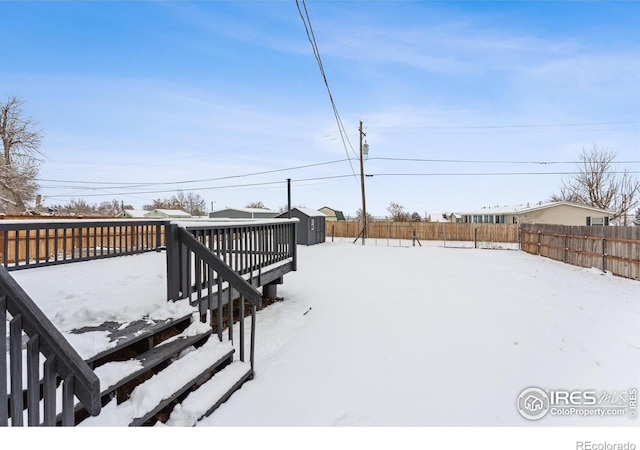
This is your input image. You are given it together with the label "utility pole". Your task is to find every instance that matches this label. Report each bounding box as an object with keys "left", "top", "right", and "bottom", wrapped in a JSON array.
[{"left": 359, "top": 120, "right": 367, "bottom": 246}]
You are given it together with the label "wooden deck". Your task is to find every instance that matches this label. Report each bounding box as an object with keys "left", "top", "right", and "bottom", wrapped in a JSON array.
[{"left": 2, "top": 218, "right": 298, "bottom": 426}]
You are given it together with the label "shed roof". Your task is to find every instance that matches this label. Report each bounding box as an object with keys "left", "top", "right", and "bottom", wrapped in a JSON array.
[
  {"left": 150, "top": 209, "right": 191, "bottom": 217},
  {"left": 213, "top": 207, "right": 278, "bottom": 214},
  {"left": 122, "top": 209, "right": 148, "bottom": 218},
  {"left": 292, "top": 207, "right": 326, "bottom": 217}
]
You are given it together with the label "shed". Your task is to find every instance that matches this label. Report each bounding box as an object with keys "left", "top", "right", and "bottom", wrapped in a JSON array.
[
  {"left": 209, "top": 207, "right": 279, "bottom": 219},
  {"left": 277, "top": 208, "right": 326, "bottom": 246}
]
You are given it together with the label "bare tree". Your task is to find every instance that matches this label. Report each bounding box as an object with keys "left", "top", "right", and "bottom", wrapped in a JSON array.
[
  {"left": 97, "top": 199, "right": 132, "bottom": 217},
  {"left": 174, "top": 191, "right": 206, "bottom": 216},
  {"left": 355, "top": 208, "right": 374, "bottom": 222},
  {"left": 143, "top": 197, "right": 181, "bottom": 211},
  {"left": 0, "top": 96, "right": 44, "bottom": 213},
  {"left": 246, "top": 201, "right": 268, "bottom": 209},
  {"left": 551, "top": 146, "right": 640, "bottom": 225},
  {"left": 387, "top": 202, "right": 410, "bottom": 222},
  {"left": 634, "top": 207, "right": 640, "bottom": 226},
  {"left": 144, "top": 191, "right": 206, "bottom": 216},
  {"left": 278, "top": 204, "right": 306, "bottom": 213}
]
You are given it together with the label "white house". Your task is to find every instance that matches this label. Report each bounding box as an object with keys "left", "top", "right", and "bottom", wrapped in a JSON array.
[{"left": 459, "top": 201, "right": 612, "bottom": 226}]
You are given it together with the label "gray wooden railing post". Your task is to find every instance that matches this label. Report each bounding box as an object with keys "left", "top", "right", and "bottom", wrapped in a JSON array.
[
  {"left": 165, "top": 223, "right": 181, "bottom": 301},
  {"left": 156, "top": 222, "right": 163, "bottom": 252},
  {"left": 0, "top": 296, "right": 6, "bottom": 426},
  {"left": 290, "top": 221, "right": 297, "bottom": 271}
]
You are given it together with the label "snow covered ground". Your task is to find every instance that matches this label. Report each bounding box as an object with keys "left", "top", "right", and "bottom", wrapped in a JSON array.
[
  {"left": 200, "top": 239, "right": 639, "bottom": 427},
  {"left": 9, "top": 238, "right": 640, "bottom": 443}
]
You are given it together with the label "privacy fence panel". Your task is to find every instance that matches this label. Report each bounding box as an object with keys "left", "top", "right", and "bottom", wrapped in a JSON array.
[
  {"left": 520, "top": 224, "right": 640, "bottom": 280},
  {"left": 328, "top": 221, "right": 519, "bottom": 245}
]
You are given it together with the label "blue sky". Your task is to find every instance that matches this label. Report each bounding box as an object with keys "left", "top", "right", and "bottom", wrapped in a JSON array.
[{"left": 1, "top": 0, "right": 639, "bottom": 217}]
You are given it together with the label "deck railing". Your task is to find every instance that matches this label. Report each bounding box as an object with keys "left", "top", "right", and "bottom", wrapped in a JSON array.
[
  {"left": 166, "top": 220, "right": 297, "bottom": 370},
  {"left": 1, "top": 218, "right": 298, "bottom": 425},
  {"left": 1, "top": 265, "right": 101, "bottom": 426},
  {"left": 0, "top": 219, "right": 164, "bottom": 271},
  {"left": 166, "top": 220, "right": 298, "bottom": 303}
]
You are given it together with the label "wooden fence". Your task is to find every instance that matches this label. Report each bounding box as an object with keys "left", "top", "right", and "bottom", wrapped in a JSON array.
[
  {"left": 327, "top": 221, "right": 519, "bottom": 245},
  {"left": 520, "top": 224, "right": 640, "bottom": 280}
]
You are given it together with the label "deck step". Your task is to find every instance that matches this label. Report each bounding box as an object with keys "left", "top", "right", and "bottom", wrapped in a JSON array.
[
  {"left": 165, "top": 361, "right": 252, "bottom": 426},
  {"left": 127, "top": 337, "right": 236, "bottom": 426},
  {"left": 78, "top": 338, "right": 236, "bottom": 426},
  {"left": 95, "top": 327, "right": 213, "bottom": 401},
  {"left": 82, "top": 311, "right": 194, "bottom": 368}
]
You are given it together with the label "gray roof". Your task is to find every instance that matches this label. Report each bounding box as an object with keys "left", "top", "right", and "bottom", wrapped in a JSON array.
[
  {"left": 460, "top": 201, "right": 612, "bottom": 216},
  {"left": 122, "top": 209, "right": 149, "bottom": 218},
  {"left": 292, "top": 207, "right": 326, "bottom": 217}
]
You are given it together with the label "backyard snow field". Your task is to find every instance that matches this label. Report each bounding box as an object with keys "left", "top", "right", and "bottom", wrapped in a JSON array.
[
  {"left": 11, "top": 239, "right": 640, "bottom": 427},
  {"left": 199, "top": 240, "right": 640, "bottom": 427}
]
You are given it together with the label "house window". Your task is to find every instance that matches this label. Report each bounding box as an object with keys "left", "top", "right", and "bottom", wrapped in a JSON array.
[
  {"left": 310, "top": 218, "right": 315, "bottom": 230},
  {"left": 588, "top": 217, "right": 608, "bottom": 226}
]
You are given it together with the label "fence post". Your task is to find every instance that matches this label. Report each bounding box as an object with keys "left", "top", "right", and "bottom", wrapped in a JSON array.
[
  {"left": 332, "top": 223, "right": 334, "bottom": 242},
  {"left": 602, "top": 236, "right": 606, "bottom": 273},
  {"left": 387, "top": 222, "right": 390, "bottom": 247},
  {"left": 442, "top": 223, "right": 446, "bottom": 248},
  {"left": 412, "top": 228, "right": 416, "bottom": 247},
  {"left": 518, "top": 228, "right": 521, "bottom": 251},
  {"left": 537, "top": 231, "right": 541, "bottom": 255},
  {"left": 563, "top": 234, "right": 568, "bottom": 262},
  {"left": 474, "top": 228, "right": 478, "bottom": 249}
]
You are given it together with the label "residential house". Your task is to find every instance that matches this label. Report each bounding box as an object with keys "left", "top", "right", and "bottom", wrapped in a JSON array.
[
  {"left": 119, "top": 209, "right": 152, "bottom": 219},
  {"left": 459, "top": 201, "right": 612, "bottom": 226},
  {"left": 318, "top": 206, "right": 345, "bottom": 222},
  {"left": 143, "top": 209, "right": 192, "bottom": 219},
  {"left": 208, "top": 207, "right": 279, "bottom": 219}
]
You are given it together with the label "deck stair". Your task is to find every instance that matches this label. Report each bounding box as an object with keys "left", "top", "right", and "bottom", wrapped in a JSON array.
[
  {"left": 65, "top": 310, "right": 252, "bottom": 426},
  {"left": 1, "top": 218, "right": 298, "bottom": 427},
  {"left": 76, "top": 321, "right": 251, "bottom": 426}
]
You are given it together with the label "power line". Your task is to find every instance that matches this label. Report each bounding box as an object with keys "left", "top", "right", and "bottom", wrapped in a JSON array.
[
  {"left": 368, "top": 121, "right": 638, "bottom": 130},
  {"left": 45, "top": 169, "right": 640, "bottom": 200},
  {"left": 368, "top": 157, "right": 640, "bottom": 165},
  {"left": 37, "top": 158, "right": 353, "bottom": 189},
  {"left": 44, "top": 174, "right": 356, "bottom": 199},
  {"left": 369, "top": 171, "right": 640, "bottom": 177},
  {"left": 296, "top": 0, "right": 358, "bottom": 178}
]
